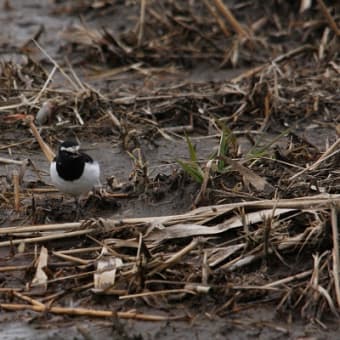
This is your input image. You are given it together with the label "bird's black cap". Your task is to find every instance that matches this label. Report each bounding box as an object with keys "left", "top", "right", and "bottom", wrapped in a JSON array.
[{"left": 60, "top": 140, "right": 79, "bottom": 147}]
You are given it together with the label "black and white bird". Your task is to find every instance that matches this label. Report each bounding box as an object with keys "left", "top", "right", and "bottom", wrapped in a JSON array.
[{"left": 50, "top": 140, "right": 101, "bottom": 216}]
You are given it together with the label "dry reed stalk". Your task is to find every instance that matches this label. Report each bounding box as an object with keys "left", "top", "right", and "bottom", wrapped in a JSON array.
[
  {"left": 0, "top": 288, "right": 22, "bottom": 292},
  {"left": 290, "top": 139, "right": 340, "bottom": 180},
  {"left": 107, "top": 110, "right": 121, "bottom": 130},
  {"left": 162, "top": 124, "right": 194, "bottom": 134},
  {"left": 2, "top": 194, "right": 340, "bottom": 239},
  {"left": 86, "top": 62, "right": 143, "bottom": 81},
  {"left": 25, "top": 188, "right": 58, "bottom": 193},
  {"left": 202, "top": 0, "right": 231, "bottom": 38},
  {"left": 194, "top": 160, "right": 213, "bottom": 207},
  {"left": 12, "top": 170, "right": 20, "bottom": 211},
  {"left": 119, "top": 288, "right": 196, "bottom": 300},
  {"left": 0, "top": 157, "right": 23, "bottom": 165},
  {"left": 331, "top": 206, "right": 340, "bottom": 308},
  {"left": 0, "top": 101, "right": 32, "bottom": 111},
  {"left": 0, "top": 229, "right": 95, "bottom": 247},
  {"left": 39, "top": 291, "right": 66, "bottom": 303},
  {"left": 222, "top": 156, "right": 273, "bottom": 192},
  {"left": 25, "top": 115, "right": 55, "bottom": 162},
  {"left": 222, "top": 226, "right": 322, "bottom": 271},
  {"left": 65, "top": 59, "right": 86, "bottom": 91},
  {"left": 0, "top": 193, "right": 10, "bottom": 204},
  {"left": 262, "top": 270, "right": 313, "bottom": 288},
  {"left": 138, "top": 0, "right": 147, "bottom": 46},
  {"left": 212, "top": 0, "right": 249, "bottom": 38},
  {"left": 202, "top": 250, "right": 209, "bottom": 285},
  {"left": 12, "top": 291, "right": 44, "bottom": 307},
  {"left": 0, "top": 303, "right": 186, "bottom": 321},
  {"left": 0, "top": 265, "right": 30, "bottom": 272},
  {"left": 33, "top": 40, "right": 80, "bottom": 91},
  {"left": 72, "top": 101, "right": 84, "bottom": 126},
  {"left": 315, "top": 284, "right": 339, "bottom": 317},
  {"left": 113, "top": 91, "right": 223, "bottom": 105},
  {"left": 316, "top": 0, "right": 340, "bottom": 36},
  {"left": 52, "top": 251, "right": 92, "bottom": 265},
  {"left": 33, "top": 65, "right": 57, "bottom": 104},
  {"left": 72, "top": 282, "right": 94, "bottom": 292},
  {"left": 37, "top": 271, "right": 95, "bottom": 286},
  {"left": 232, "top": 44, "right": 315, "bottom": 83},
  {"left": 58, "top": 246, "right": 101, "bottom": 254},
  {"left": 148, "top": 238, "right": 200, "bottom": 276},
  {"left": 0, "top": 140, "right": 32, "bottom": 150},
  {"left": 0, "top": 222, "right": 81, "bottom": 235}
]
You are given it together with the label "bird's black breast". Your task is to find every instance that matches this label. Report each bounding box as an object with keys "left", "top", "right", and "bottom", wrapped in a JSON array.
[{"left": 56, "top": 152, "right": 93, "bottom": 181}]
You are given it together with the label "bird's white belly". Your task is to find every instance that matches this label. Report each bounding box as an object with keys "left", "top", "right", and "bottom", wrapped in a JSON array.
[{"left": 50, "top": 161, "right": 100, "bottom": 197}]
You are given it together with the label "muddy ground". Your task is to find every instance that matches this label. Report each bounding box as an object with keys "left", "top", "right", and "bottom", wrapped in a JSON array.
[{"left": 0, "top": 0, "right": 340, "bottom": 339}]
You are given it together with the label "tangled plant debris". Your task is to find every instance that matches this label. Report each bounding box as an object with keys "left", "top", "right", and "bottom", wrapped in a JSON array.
[{"left": 0, "top": 0, "right": 340, "bottom": 330}]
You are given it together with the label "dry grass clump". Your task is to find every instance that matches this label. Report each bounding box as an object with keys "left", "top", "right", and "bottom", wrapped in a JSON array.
[{"left": 1, "top": 195, "right": 340, "bottom": 322}]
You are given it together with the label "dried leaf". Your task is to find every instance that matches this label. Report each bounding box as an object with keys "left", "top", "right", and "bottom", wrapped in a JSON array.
[
  {"left": 93, "top": 246, "right": 123, "bottom": 293},
  {"left": 146, "top": 208, "right": 295, "bottom": 241},
  {"left": 208, "top": 244, "right": 245, "bottom": 267},
  {"left": 17, "top": 241, "right": 25, "bottom": 254},
  {"left": 300, "top": 0, "right": 312, "bottom": 13},
  {"left": 222, "top": 156, "right": 273, "bottom": 193},
  {"left": 32, "top": 246, "right": 48, "bottom": 290},
  {"left": 59, "top": 25, "right": 103, "bottom": 46},
  {"left": 35, "top": 100, "right": 56, "bottom": 125}
]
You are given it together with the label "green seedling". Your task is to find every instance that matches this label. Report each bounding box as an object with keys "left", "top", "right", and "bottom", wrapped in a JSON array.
[{"left": 177, "top": 134, "right": 204, "bottom": 184}]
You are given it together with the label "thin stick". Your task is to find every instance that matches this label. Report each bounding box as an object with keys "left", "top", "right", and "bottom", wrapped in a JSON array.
[
  {"left": 316, "top": 0, "right": 340, "bottom": 36},
  {"left": 0, "top": 303, "right": 186, "bottom": 321},
  {"left": 331, "top": 206, "right": 340, "bottom": 308}
]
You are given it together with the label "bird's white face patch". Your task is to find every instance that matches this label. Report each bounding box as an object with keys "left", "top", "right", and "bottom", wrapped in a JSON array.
[{"left": 60, "top": 145, "right": 80, "bottom": 153}]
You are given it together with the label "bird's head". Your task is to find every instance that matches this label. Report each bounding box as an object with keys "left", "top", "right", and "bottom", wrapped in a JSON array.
[{"left": 59, "top": 140, "right": 80, "bottom": 157}]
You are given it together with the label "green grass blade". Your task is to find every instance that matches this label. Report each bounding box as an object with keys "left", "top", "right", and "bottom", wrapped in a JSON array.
[
  {"left": 177, "top": 159, "right": 204, "bottom": 184},
  {"left": 185, "top": 133, "right": 197, "bottom": 162}
]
